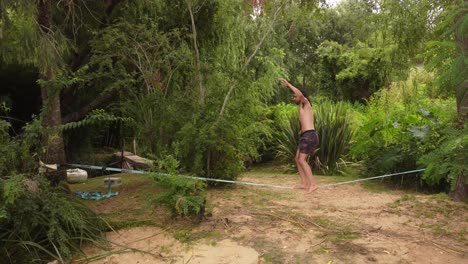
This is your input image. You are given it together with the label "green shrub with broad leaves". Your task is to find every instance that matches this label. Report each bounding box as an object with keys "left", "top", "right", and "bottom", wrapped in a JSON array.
[{"left": 350, "top": 69, "right": 457, "bottom": 188}]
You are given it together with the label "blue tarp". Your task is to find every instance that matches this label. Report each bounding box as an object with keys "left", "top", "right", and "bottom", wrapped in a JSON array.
[{"left": 75, "top": 191, "right": 119, "bottom": 200}]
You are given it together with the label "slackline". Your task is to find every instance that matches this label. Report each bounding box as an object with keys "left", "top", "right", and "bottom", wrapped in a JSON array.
[{"left": 67, "top": 163, "right": 425, "bottom": 190}]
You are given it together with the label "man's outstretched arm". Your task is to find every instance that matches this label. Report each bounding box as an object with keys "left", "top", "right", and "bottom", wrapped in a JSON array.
[{"left": 279, "top": 78, "right": 308, "bottom": 104}]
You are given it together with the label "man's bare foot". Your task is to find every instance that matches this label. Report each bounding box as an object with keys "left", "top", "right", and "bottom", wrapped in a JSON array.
[
  {"left": 294, "top": 185, "right": 307, "bottom": 189},
  {"left": 305, "top": 184, "right": 318, "bottom": 193}
]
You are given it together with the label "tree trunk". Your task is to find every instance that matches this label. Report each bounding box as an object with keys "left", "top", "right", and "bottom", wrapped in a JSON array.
[
  {"left": 62, "top": 90, "right": 116, "bottom": 123},
  {"left": 187, "top": 0, "right": 205, "bottom": 105},
  {"left": 38, "top": 0, "right": 66, "bottom": 186},
  {"left": 450, "top": 1, "right": 467, "bottom": 201},
  {"left": 218, "top": 4, "right": 283, "bottom": 117},
  {"left": 455, "top": 0, "right": 468, "bottom": 118},
  {"left": 450, "top": 175, "right": 467, "bottom": 202}
]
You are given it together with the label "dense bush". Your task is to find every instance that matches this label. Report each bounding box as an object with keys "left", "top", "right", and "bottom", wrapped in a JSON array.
[
  {"left": 0, "top": 175, "right": 105, "bottom": 263},
  {"left": 0, "top": 120, "right": 21, "bottom": 175},
  {"left": 317, "top": 40, "right": 392, "bottom": 101},
  {"left": 419, "top": 124, "right": 467, "bottom": 190},
  {"left": 0, "top": 119, "right": 41, "bottom": 175},
  {"left": 0, "top": 118, "right": 106, "bottom": 263},
  {"left": 350, "top": 69, "right": 457, "bottom": 188}
]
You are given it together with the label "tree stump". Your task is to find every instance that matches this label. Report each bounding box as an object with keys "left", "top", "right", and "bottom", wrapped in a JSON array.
[{"left": 450, "top": 175, "right": 467, "bottom": 202}]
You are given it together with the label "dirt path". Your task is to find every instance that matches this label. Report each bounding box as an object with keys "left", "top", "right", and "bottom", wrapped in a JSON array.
[{"left": 79, "top": 171, "right": 468, "bottom": 264}]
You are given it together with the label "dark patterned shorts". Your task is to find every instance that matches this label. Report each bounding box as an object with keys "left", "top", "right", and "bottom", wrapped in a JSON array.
[{"left": 298, "top": 130, "right": 319, "bottom": 155}]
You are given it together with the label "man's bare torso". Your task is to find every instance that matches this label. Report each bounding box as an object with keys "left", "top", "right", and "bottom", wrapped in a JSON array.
[{"left": 299, "top": 101, "right": 315, "bottom": 133}]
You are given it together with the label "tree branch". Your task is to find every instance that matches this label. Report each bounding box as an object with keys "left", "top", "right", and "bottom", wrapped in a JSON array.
[
  {"left": 218, "top": 3, "right": 283, "bottom": 117},
  {"left": 62, "top": 90, "right": 116, "bottom": 124},
  {"left": 63, "top": 0, "right": 123, "bottom": 96},
  {"left": 187, "top": 0, "right": 205, "bottom": 105}
]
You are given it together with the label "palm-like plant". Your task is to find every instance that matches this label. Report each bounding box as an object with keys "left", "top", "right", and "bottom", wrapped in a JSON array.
[
  {"left": 273, "top": 101, "right": 355, "bottom": 174},
  {"left": 314, "top": 101, "right": 355, "bottom": 173},
  {"left": 274, "top": 106, "right": 300, "bottom": 164}
]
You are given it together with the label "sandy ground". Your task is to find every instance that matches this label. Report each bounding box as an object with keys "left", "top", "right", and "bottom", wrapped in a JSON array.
[{"left": 79, "top": 171, "right": 468, "bottom": 264}]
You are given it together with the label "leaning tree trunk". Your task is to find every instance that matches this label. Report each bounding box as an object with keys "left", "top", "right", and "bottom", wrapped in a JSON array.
[
  {"left": 450, "top": 0, "right": 467, "bottom": 201},
  {"left": 38, "top": 0, "right": 66, "bottom": 186}
]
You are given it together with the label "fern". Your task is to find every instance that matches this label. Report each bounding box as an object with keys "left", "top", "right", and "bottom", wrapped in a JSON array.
[
  {"left": 59, "top": 109, "right": 134, "bottom": 131},
  {"left": 149, "top": 155, "right": 207, "bottom": 218},
  {"left": 419, "top": 124, "right": 468, "bottom": 190},
  {"left": 423, "top": 2, "right": 468, "bottom": 104}
]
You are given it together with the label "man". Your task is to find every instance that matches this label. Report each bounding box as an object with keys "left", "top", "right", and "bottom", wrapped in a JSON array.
[{"left": 279, "top": 78, "right": 319, "bottom": 193}]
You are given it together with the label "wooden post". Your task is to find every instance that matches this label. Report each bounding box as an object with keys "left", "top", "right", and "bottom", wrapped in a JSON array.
[{"left": 120, "top": 138, "right": 125, "bottom": 169}]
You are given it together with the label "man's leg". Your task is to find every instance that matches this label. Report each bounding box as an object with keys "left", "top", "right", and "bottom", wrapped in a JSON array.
[
  {"left": 294, "top": 149, "right": 307, "bottom": 189},
  {"left": 297, "top": 152, "right": 318, "bottom": 193}
]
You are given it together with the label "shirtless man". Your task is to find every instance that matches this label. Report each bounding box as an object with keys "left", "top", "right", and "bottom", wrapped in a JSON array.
[{"left": 279, "top": 78, "right": 319, "bottom": 193}]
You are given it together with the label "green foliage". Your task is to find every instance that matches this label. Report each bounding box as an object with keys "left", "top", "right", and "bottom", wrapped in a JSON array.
[
  {"left": 3, "top": 0, "right": 463, "bottom": 194},
  {"left": 350, "top": 69, "right": 457, "bottom": 187},
  {"left": 107, "top": 0, "right": 282, "bottom": 181},
  {"left": 0, "top": 118, "right": 41, "bottom": 176},
  {"left": 270, "top": 100, "right": 355, "bottom": 174},
  {"left": 316, "top": 38, "right": 393, "bottom": 101},
  {"left": 60, "top": 109, "right": 133, "bottom": 131},
  {"left": 0, "top": 175, "right": 105, "bottom": 263},
  {"left": 271, "top": 103, "right": 300, "bottom": 165},
  {"left": 0, "top": 0, "right": 74, "bottom": 74},
  {"left": 275, "top": 0, "right": 446, "bottom": 102},
  {"left": 175, "top": 117, "right": 246, "bottom": 182},
  {"left": 0, "top": 2, "right": 39, "bottom": 65},
  {"left": 150, "top": 155, "right": 207, "bottom": 218},
  {"left": 422, "top": 1, "right": 467, "bottom": 110},
  {"left": 314, "top": 100, "right": 356, "bottom": 173},
  {"left": 419, "top": 124, "right": 468, "bottom": 190},
  {"left": 0, "top": 120, "right": 21, "bottom": 175}
]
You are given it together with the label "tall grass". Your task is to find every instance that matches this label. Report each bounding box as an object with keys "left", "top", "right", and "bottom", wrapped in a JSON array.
[{"left": 273, "top": 101, "right": 355, "bottom": 174}]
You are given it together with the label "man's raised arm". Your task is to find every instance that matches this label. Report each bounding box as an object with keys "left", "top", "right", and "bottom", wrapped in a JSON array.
[{"left": 279, "top": 78, "right": 308, "bottom": 103}]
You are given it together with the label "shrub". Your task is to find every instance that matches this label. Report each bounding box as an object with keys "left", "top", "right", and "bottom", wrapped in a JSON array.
[
  {"left": 271, "top": 103, "right": 300, "bottom": 165},
  {"left": 314, "top": 100, "right": 356, "bottom": 173},
  {"left": 419, "top": 124, "right": 467, "bottom": 191},
  {"left": 350, "top": 69, "right": 457, "bottom": 188},
  {"left": 0, "top": 120, "right": 21, "bottom": 175},
  {"left": 174, "top": 101, "right": 273, "bottom": 182},
  {"left": 0, "top": 175, "right": 105, "bottom": 263},
  {"left": 150, "top": 155, "right": 207, "bottom": 219},
  {"left": 0, "top": 119, "right": 41, "bottom": 176}
]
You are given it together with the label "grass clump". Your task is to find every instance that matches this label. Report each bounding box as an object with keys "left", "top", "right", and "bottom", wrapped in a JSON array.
[{"left": 0, "top": 174, "right": 106, "bottom": 263}]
